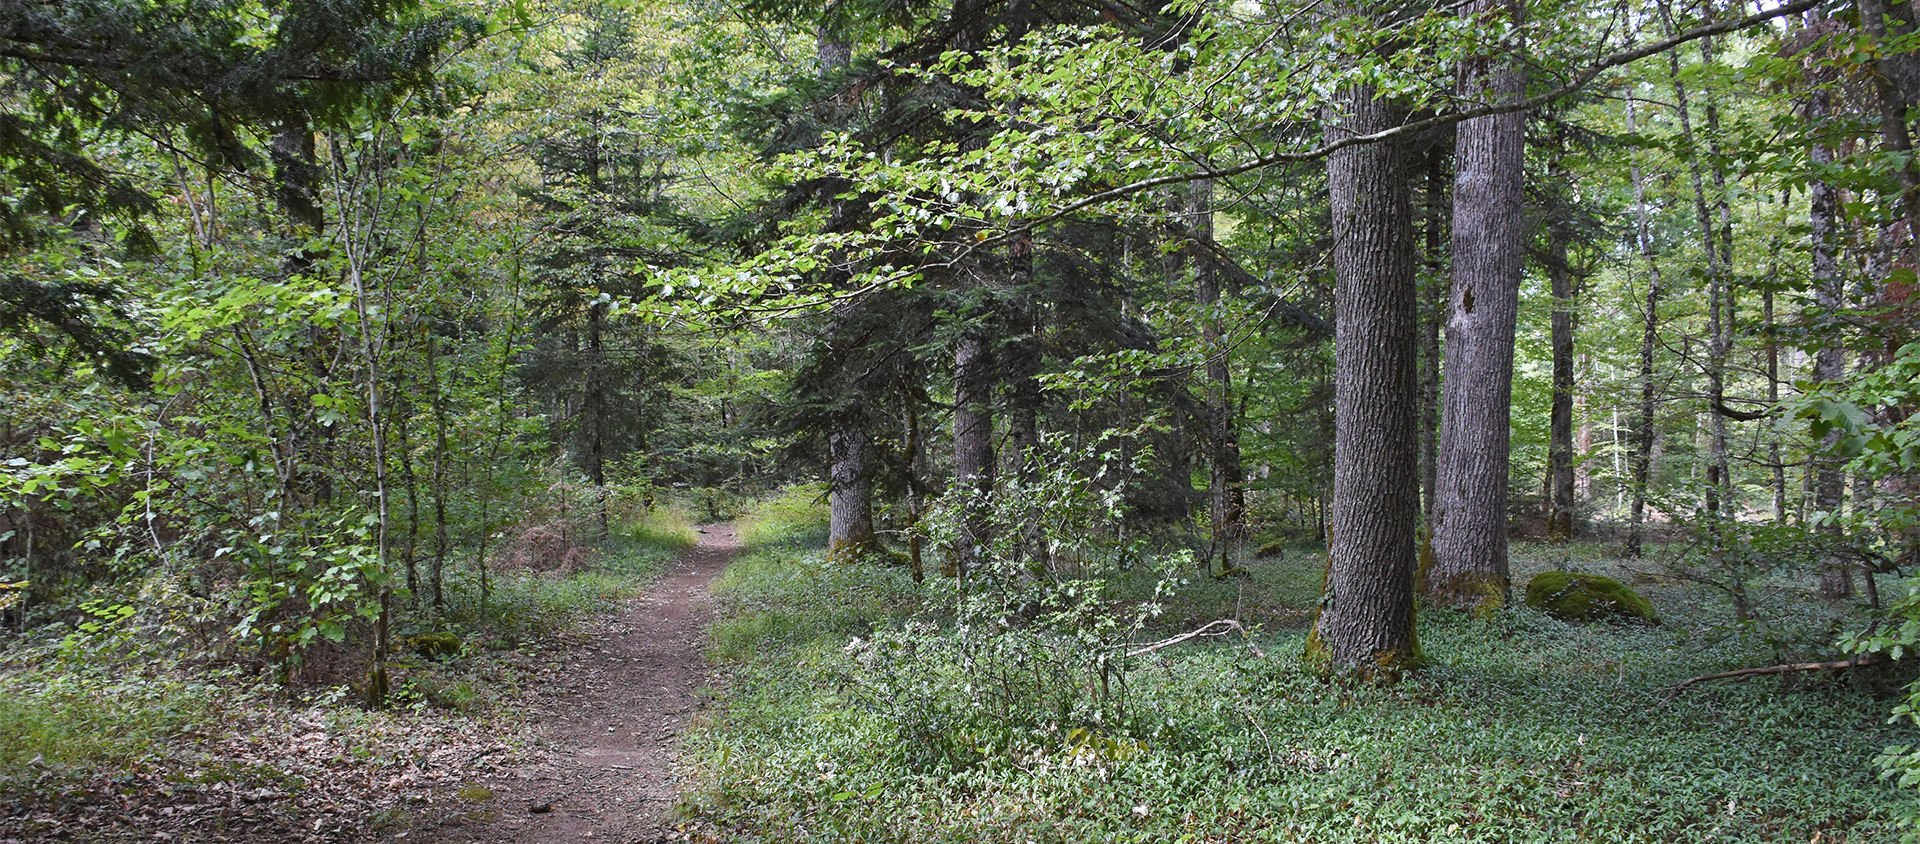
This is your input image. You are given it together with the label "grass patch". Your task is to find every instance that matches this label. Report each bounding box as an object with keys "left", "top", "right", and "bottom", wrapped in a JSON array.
[
  {"left": 623, "top": 505, "right": 703, "bottom": 552},
  {"left": 734, "top": 484, "right": 829, "bottom": 550},
  {"left": 443, "top": 507, "right": 694, "bottom": 648},
  {"left": 680, "top": 535, "right": 1915, "bottom": 842},
  {"left": 0, "top": 654, "right": 222, "bottom": 772}
]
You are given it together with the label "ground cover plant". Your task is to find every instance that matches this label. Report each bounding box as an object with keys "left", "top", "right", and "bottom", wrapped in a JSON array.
[{"left": 679, "top": 493, "right": 1913, "bottom": 843}]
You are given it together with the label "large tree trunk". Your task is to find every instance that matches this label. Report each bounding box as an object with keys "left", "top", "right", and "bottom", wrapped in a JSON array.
[
  {"left": 817, "top": 21, "right": 879, "bottom": 564},
  {"left": 827, "top": 427, "right": 877, "bottom": 560},
  {"left": 1310, "top": 83, "right": 1421, "bottom": 675},
  {"left": 1625, "top": 97, "right": 1664, "bottom": 559},
  {"left": 1426, "top": 0, "right": 1525, "bottom": 611}
]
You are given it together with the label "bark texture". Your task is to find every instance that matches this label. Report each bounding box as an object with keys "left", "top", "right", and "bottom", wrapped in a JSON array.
[
  {"left": 952, "top": 324, "right": 995, "bottom": 576},
  {"left": 1427, "top": 0, "right": 1525, "bottom": 611},
  {"left": 816, "top": 20, "right": 879, "bottom": 564},
  {"left": 827, "top": 428, "right": 877, "bottom": 560},
  {"left": 1311, "top": 84, "right": 1420, "bottom": 674}
]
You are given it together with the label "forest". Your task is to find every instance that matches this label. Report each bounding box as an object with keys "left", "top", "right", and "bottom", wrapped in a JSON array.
[{"left": 1, "top": 0, "right": 1918, "bottom": 840}]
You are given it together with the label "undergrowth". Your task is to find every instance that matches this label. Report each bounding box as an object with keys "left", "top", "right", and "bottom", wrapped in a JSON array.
[{"left": 681, "top": 511, "right": 1914, "bottom": 843}]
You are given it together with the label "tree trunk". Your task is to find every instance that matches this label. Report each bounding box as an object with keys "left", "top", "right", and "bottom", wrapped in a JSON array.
[
  {"left": 424, "top": 325, "right": 451, "bottom": 611},
  {"left": 1427, "top": 0, "right": 1525, "bottom": 611},
  {"left": 1625, "top": 97, "right": 1664, "bottom": 559},
  {"left": 827, "top": 427, "right": 877, "bottom": 561},
  {"left": 1193, "top": 181, "right": 1246, "bottom": 575},
  {"left": 1860, "top": 0, "right": 1920, "bottom": 261},
  {"left": 817, "top": 21, "right": 877, "bottom": 564},
  {"left": 906, "top": 407, "right": 926, "bottom": 583},
  {"left": 1005, "top": 233, "right": 1047, "bottom": 574},
  {"left": 1546, "top": 224, "right": 1579, "bottom": 542},
  {"left": 952, "top": 319, "right": 995, "bottom": 577},
  {"left": 1664, "top": 25, "right": 1733, "bottom": 555},
  {"left": 1310, "top": 83, "right": 1421, "bottom": 675},
  {"left": 1807, "top": 85, "right": 1854, "bottom": 598}
]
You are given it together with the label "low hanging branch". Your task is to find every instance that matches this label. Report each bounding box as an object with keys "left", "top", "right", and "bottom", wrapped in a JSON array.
[
  {"left": 1127, "top": 619, "right": 1267, "bottom": 659},
  {"left": 1662, "top": 653, "right": 1889, "bottom": 699},
  {"left": 1711, "top": 397, "right": 1775, "bottom": 421}
]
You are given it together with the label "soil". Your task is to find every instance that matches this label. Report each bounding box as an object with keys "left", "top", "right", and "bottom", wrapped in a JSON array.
[{"left": 412, "top": 524, "right": 738, "bottom": 844}]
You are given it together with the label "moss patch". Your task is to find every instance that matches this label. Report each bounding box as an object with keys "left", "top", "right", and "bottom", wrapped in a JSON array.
[{"left": 1523, "top": 571, "right": 1659, "bottom": 625}]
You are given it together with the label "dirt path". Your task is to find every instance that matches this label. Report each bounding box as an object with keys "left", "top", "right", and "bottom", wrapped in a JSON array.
[{"left": 419, "top": 524, "right": 738, "bottom": 844}]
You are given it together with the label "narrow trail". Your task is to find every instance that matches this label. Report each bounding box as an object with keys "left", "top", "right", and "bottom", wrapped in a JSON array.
[{"left": 426, "top": 524, "right": 738, "bottom": 844}]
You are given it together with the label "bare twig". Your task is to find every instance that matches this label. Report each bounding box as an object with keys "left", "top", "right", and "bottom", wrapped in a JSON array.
[{"left": 1127, "top": 619, "right": 1266, "bottom": 658}]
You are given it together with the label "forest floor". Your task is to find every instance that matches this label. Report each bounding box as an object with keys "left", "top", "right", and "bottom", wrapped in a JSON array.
[{"left": 409, "top": 524, "right": 738, "bottom": 844}]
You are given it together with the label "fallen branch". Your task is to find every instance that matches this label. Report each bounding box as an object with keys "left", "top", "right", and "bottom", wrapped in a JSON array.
[
  {"left": 1127, "top": 619, "right": 1266, "bottom": 659},
  {"left": 1663, "top": 654, "right": 1889, "bottom": 699}
]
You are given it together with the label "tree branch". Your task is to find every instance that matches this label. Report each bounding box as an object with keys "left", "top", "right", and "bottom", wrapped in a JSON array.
[
  {"left": 1662, "top": 653, "right": 1889, "bottom": 699},
  {"left": 988, "top": 0, "right": 1822, "bottom": 245}
]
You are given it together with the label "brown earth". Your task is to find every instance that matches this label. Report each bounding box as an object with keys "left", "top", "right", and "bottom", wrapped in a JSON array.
[{"left": 410, "top": 524, "right": 738, "bottom": 844}]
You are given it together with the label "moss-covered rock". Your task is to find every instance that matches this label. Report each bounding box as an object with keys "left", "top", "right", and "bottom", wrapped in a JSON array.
[{"left": 1524, "top": 571, "right": 1659, "bottom": 625}]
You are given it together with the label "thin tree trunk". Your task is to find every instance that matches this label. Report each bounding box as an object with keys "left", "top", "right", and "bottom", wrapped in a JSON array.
[
  {"left": 1427, "top": 0, "right": 1525, "bottom": 611},
  {"left": 584, "top": 300, "right": 609, "bottom": 539},
  {"left": 1664, "top": 20, "right": 1733, "bottom": 554},
  {"left": 393, "top": 360, "right": 421, "bottom": 607},
  {"left": 343, "top": 207, "right": 391, "bottom": 708},
  {"left": 424, "top": 325, "right": 451, "bottom": 611},
  {"left": 906, "top": 407, "right": 926, "bottom": 583},
  {"left": 1005, "top": 232, "right": 1046, "bottom": 574},
  {"left": 1807, "top": 84, "right": 1854, "bottom": 597},
  {"left": 952, "top": 317, "right": 995, "bottom": 577},
  {"left": 1626, "top": 96, "right": 1665, "bottom": 559},
  {"left": 1310, "top": 82, "right": 1420, "bottom": 675},
  {"left": 1193, "top": 181, "right": 1246, "bottom": 575},
  {"left": 1546, "top": 224, "right": 1579, "bottom": 541}
]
